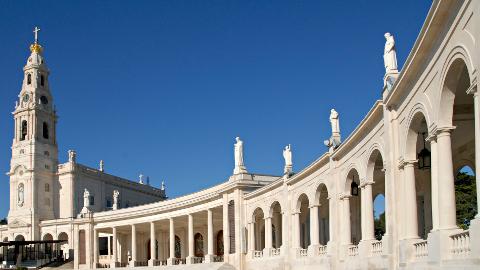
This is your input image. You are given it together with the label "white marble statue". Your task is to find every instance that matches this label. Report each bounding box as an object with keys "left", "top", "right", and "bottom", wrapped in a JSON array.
[
  {"left": 68, "top": 150, "right": 76, "bottom": 163},
  {"left": 330, "top": 109, "right": 340, "bottom": 135},
  {"left": 233, "top": 137, "right": 247, "bottom": 174},
  {"left": 17, "top": 184, "right": 24, "bottom": 207},
  {"left": 99, "top": 160, "right": 104, "bottom": 172},
  {"left": 283, "top": 144, "right": 293, "bottom": 174},
  {"left": 113, "top": 190, "right": 119, "bottom": 210},
  {"left": 83, "top": 189, "right": 90, "bottom": 208},
  {"left": 384, "top": 33, "right": 398, "bottom": 73},
  {"left": 139, "top": 174, "right": 144, "bottom": 184}
]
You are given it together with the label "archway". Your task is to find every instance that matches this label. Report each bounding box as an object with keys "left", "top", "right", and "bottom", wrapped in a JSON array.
[
  {"left": 146, "top": 239, "right": 158, "bottom": 260},
  {"left": 58, "top": 232, "right": 70, "bottom": 260},
  {"left": 297, "top": 194, "right": 310, "bottom": 249},
  {"left": 345, "top": 169, "right": 361, "bottom": 244},
  {"left": 15, "top": 235, "right": 25, "bottom": 241},
  {"left": 252, "top": 208, "right": 265, "bottom": 251},
  {"left": 270, "top": 202, "right": 282, "bottom": 248},
  {"left": 174, "top": 235, "right": 181, "bottom": 258},
  {"left": 405, "top": 111, "right": 432, "bottom": 239},
  {"left": 43, "top": 234, "right": 54, "bottom": 257},
  {"left": 315, "top": 184, "right": 330, "bottom": 245},
  {"left": 439, "top": 58, "right": 477, "bottom": 229},
  {"left": 367, "top": 149, "right": 386, "bottom": 240}
]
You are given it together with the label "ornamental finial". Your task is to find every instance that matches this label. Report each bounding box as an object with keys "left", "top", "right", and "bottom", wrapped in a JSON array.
[{"left": 30, "top": 26, "right": 43, "bottom": 53}]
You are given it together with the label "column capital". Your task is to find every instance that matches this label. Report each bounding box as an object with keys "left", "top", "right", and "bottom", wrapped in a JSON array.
[
  {"left": 435, "top": 126, "right": 456, "bottom": 137},
  {"left": 359, "top": 179, "right": 374, "bottom": 187},
  {"left": 398, "top": 158, "right": 417, "bottom": 169},
  {"left": 339, "top": 193, "right": 351, "bottom": 200},
  {"left": 291, "top": 211, "right": 301, "bottom": 215},
  {"left": 309, "top": 204, "right": 321, "bottom": 208},
  {"left": 264, "top": 216, "right": 272, "bottom": 220},
  {"left": 466, "top": 80, "right": 477, "bottom": 96}
]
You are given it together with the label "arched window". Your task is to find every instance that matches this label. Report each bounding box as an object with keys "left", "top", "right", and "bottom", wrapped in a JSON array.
[
  {"left": 40, "top": 75, "right": 45, "bottom": 86},
  {"left": 43, "top": 122, "right": 49, "bottom": 139},
  {"left": 21, "top": 120, "right": 28, "bottom": 141},
  {"left": 45, "top": 183, "right": 50, "bottom": 192},
  {"left": 27, "top": 74, "right": 31, "bottom": 85}
]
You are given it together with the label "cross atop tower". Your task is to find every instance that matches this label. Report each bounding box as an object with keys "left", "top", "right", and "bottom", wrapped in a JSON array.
[{"left": 33, "top": 26, "right": 40, "bottom": 44}]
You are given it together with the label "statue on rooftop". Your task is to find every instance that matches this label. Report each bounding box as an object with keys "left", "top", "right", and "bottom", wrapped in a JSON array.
[
  {"left": 233, "top": 137, "right": 247, "bottom": 174},
  {"left": 68, "top": 150, "right": 76, "bottom": 163},
  {"left": 83, "top": 189, "right": 90, "bottom": 209},
  {"left": 283, "top": 144, "right": 293, "bottom": 175},
  {"left": 384, "top": 33, "right": 398, "bottom": 73},
  {"left": 113, "top": 190, "right": 119, "bottom": 210},
  {"left": 330, "top": 109, "right": 340, "bottom": 135}
]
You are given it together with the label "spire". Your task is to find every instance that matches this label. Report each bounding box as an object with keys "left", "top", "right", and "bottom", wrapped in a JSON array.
[{"left": 30, "top": 26, "right": 43, "bottom": 54}]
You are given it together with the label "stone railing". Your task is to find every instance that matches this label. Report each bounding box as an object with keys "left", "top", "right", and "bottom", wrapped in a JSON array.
[
  {"left": 154, "top": 260, "right": 167, "bottom": 266},
  {"left": 98, "top": 255, "right": 112, "bottom": 262},
  {"left": 271, "top": 248, "right": 281, "bottom": 257},
  {"left": 414, "top": 240, "right": 428, "bottom": 258},
  {"left": 317, "top": 245, "right": 327, "bottom": 256},
  {"left": 117, "top": 262, "right": 128, "bottom": 268},
  {"left": 96, "top": 263, "right": 110, "bottom": 268},
  {"left": 193, "top": 257, "right": 204, "bottom": 264},
  {"left": 371, "top": 240, "right": 383, "bottom": 255},
  {"left": 173, "top": 258, "right": 185, "bottom": 265},
  {"left": 348, "top": 245, "right": 359, "bottom": 257},
  {"left": 450, "top": 230, "right": 470, "bottom": 257},
  {"left": 213, "top": 255, "right": 224, "bottom": 262},
  {"left": 299, "top": 248, "right": 308, "bottom": 257},
  {"left": 253, "top": 250, "right": 263, "bottom": 258},
  {"left": 135, "top": 261, "right": 148, "bottom": 267}
]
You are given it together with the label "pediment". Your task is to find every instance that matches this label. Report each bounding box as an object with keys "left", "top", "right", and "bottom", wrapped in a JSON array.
[{"left": 8, "top": 219, "right": 31, "bottom": 228}]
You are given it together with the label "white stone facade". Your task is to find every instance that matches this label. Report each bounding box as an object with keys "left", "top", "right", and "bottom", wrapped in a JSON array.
[{"left": 1, "top": 1, "right": 480, "bottom": 269}]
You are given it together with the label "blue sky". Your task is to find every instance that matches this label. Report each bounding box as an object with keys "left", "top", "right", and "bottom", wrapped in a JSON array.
[{"left": 0, "top": 1, "right": 432, "bottom": 218}]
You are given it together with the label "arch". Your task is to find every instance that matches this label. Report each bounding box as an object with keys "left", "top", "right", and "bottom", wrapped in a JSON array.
[
  {"left": 404, "top": 109, "right": 430, "bottom": 161},
  {"left": 15, "top": 235, "right": 25, "bottom": 241},
  {"left": 297, "top": 193, "right": 310, "bottom": 249},
  {"left": 252, "top": 207, "right": 265, "bottom": 251},
  {"left": 315, "top": 183, "right": 330, "bottom": 245},
  {"left": 57, "top": 232, "right": 70, "bottom": 260},
  {"left": 40, "top": 74, "right": 45, "bottom": 86},
  {"left": 438, "top": 57, "right": 472, "bottom": 127},
  {"left": 194, "top": 233, "right": 204, "bottom": 257},
  {"left": 42, "top": 233, "right": 53, "bottom": 241},
  {"left": 295, "top": 193, "right": 311, "bottom": 212},
  {"left": 343, "top": 166, "right": 362, "bottom": 195},
  {"left": 27, "top": 74, "right": 31, "bottom": 85},
  {"left": 269, "top": 201, "right": 282, "bottom": 248}
]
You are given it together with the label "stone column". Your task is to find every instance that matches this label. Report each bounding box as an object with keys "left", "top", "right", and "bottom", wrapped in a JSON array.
[
  {"left": 168, "top": 218, "right": 175, "bottom": 265},
  {"left": 93, "top": 229, "right": 98, "bottom": 268},
  {"left": 206, "top": 209, "right": 214, "bottom": 262},
  {"left": 361, "top": 182, "right": 375, "bottom": 241},
  {"left": 222, "top": 195, "right": 230, "bottom": 258},
  {"left": 467, "top": 85, "right": 480, "bottom": 218},
  {"left": 187, "top": 214, "right": 194, "bottom": 263},
  {"left": 148, "top": 222, "right": 156, "bottom": 266},
  {"left": 292, "top": 212, "right": 300, "bottom": 248},
  {"left": 436, "top": 128, "right": 457, "bottom": 230},
  {"left": 428, "top": 136, "right": 439, "bottom": 231},
  {"left": 328, "top": 197, "right": 334, "bottom": 243},
  {"left": 248, "top": 222, "right": 255, "bottom": 253},
  {"left": 310, "top": 205, "right": 320, "bottom": 246},
  {"left": 341, "top": 196, "right": 352, "bottom": 245},
  {"left": 130, "top": 225, "right": 136, "bottom": 267},
  {"left": 403, "top": 161, "right": 419, "bottom": 239},
  {"left": 264, "top": 216, "right": 272, "bottom": 255},
  {"left": 111, "top": 227, "right": 117, "bottom": 268}
]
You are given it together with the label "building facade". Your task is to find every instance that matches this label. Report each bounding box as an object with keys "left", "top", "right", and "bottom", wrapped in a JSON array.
[{"left": 1, "top": 0, "right": 480, "bottom": 269}]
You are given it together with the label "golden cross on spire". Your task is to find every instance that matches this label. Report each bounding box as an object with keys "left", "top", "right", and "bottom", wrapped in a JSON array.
[{"left": 33, "top": 26, "right": 40, "bottom": 44}]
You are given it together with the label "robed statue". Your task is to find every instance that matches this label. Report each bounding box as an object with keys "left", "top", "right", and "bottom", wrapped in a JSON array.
[
  {"left": 330, "top": 109, "right": 340, "bottom": 135},
  {"left": 384, "top": 33, "right": 398, "bottom": 73},
  {"left": 233, "top": 137, "right": 247, "bottom": 174},
  {"left": 283, "top": 144, "right": 293, "bottom": 174}
]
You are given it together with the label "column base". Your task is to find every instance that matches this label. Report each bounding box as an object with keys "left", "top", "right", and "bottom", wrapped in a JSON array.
[
  {"left": 470, "top": 218, "right": 480, "bottom": 257},
  {"left": 167, "top": 257, "right": 175, "bottom": 266},
  {"left": 129, "top": 261, "right": 136, "bottom": 268},
  {"left": 204, "top": 254, "right": 214, "bottom": 263},
  {"left": 148, "top": 259, "right": 157, "bottom": 266},
  {"left": 109, "top": 262, "right": 117, "bottom": 268},
  {"left": 185, "top": 256, "right": 195, "bottom": 265},
  {"left": 307, "top": 244, "right": 320, "bottom": 256},
  {"left": 263, "top": 248, "right": 273, "bottom": 257}
]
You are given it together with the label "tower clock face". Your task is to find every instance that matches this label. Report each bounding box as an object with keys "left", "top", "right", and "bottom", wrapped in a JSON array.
[{"left": 23, "top": 94, "right": 30, "bottom": 102}]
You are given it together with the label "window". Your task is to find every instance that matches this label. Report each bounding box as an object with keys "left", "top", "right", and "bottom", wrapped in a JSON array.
[
  {"left": 40, "top": 75, "right": 45, "bottom": 86},
  {"left": 20, "top": 120, "right": 27, "bottom": 141},
  {"left": 42, "top": 122, "right": 49, "bottom": 139},
  {"left": 106, "top": 198, "right": 112, "bottom": 208},
  {"left": 44, "top": 151, "right": 50, "bottom": 156},
  {"left": 45, "top": 183, "right": 50, "bottom": 192},
  {"left": 89, "top": 195, "right": 95, "bottom": 206},
  {"left": 40, "top": 96, "right": 48, "bottom": 105},
  {"left": 27, "top": 74, "right": 31, "bottom": 85}
]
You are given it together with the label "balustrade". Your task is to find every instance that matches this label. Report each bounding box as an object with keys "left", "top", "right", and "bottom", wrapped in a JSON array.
[
  {"left": 135, "top": 261, "right": 148, "bottom": 267},
  {"left": 192, "top": 257, "right": 204, "bottom": 264},
  {"left": 414, "top": 240, "right": 428, "bottom": 258},
  {"left": 348, "top": 245, "right": 358, "bottom": 257},
  {"left": 213, "top": 255, "right": 224, "bottom": 262},
  {"left": 371, "top": 240, "right": 382, "bottom": 255},
  {"left": 153, "top": 260, "right": 167, "bottom": 266},
  {"left": 271, "top": 248, "right": 281, "bottom": 257},
  {"left": 299, "top": 248, "right": 308, "bottom": 257},
  {"left": 253, "top": 250, "right": 263, "bottom": 258},
  {"left": 317, "top": 245, "right": 327, "bottom": 256},
  {"left": 450, "top": 230, "right": 470, "bottom": 257}
]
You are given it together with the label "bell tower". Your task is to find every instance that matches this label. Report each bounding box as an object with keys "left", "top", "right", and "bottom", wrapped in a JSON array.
[{"left": 7, "top": 27, "right": 58, "bottom": 240}]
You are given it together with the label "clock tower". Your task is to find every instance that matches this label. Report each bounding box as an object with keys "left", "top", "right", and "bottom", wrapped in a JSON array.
[{"left": 7, "top": 27, "right": 58, "bottom": 241}]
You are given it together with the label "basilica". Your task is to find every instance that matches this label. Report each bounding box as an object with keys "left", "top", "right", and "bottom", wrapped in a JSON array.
[{"left": 1, "top": 0, "right": 480, "bottom": 269}]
